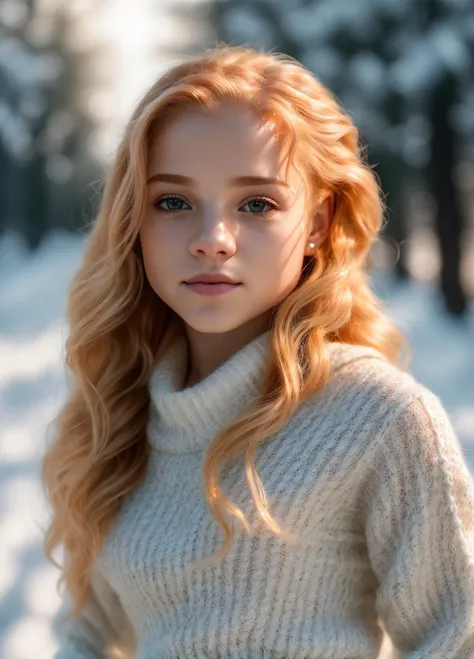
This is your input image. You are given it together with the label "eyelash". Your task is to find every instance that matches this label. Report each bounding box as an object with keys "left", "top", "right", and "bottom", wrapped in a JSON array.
[
  {"left": 240, "top": 195, "right": 279, "bottom": 215},
  {"left": 152, "top": 194, "right": 191, "bottom": 214},
  {"left": 152, "top": 193, "right": 279, "bottom": 216}
]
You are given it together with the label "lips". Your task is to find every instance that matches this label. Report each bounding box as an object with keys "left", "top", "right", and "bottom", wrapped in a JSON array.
[
  {"left": 183, "top": 280, "right": 242, "bottom": 296},
  {"left": 187, "top": 281, "right": 237, "bottom": 285},
  {"left": 184, "top": 273, "right": 240, "bottom": 285}
]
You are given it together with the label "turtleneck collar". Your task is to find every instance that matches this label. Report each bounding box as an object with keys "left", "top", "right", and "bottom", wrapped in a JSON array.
[
  {"left": 148, "top": 330, "right": 271, "bottom": 453},
  {"left": 147, "top": 331, "right": 387, "bottom": 454}
]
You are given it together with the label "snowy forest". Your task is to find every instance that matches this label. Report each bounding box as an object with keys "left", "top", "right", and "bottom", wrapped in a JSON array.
[
  {"left": 213, "top": 0, "right": 474, "bottom": 314},
  {"left": 1, "top": 1, "right": 473, "bottom": 658}
]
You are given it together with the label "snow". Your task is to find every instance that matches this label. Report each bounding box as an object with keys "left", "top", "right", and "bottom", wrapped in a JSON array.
[
  {"left": 0, "top": 36, "right": 61, "bottom": 89},
  {"left": 286, "top": 0, "right": 378, "bottom": 44},
  {"left": 3, "top": 0, "right": 474, "bottom": 655},
  {"left": 221, "top": 6, "right": 277, "bottom": 52},
  {"left": 0, "top": 101, "right": 32, "bottom": 158},
  {"left": 430, "top": 20, "right": 471, "bottom": 76},
  {"left": 347, "top": 52, "right": 388, "bottom": 99},
  {"left": 301, "top": 46, "right": 345, "bottom": 87},
  {"left": 390, "top": 38, "right": 447, "bottom": 97},
  {"left": 0, "top": 228, "right": 473, "bottom": 658}
]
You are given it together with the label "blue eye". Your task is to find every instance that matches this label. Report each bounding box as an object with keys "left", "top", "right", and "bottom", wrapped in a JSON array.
[
  {"left": 155, "top": 196, "right": 191, "bottom": 212},
  {"left": 239, "top": 198, "right": 276, "bottom": 214}
]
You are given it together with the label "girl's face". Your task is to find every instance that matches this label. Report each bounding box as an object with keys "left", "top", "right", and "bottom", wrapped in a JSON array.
[{"left": 140, "top": 102, "right": 330, "bottom": 335}]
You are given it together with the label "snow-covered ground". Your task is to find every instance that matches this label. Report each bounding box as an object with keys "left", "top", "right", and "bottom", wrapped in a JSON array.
[{"left": 0, "top": 229, "right": 473, "bottom": 659}]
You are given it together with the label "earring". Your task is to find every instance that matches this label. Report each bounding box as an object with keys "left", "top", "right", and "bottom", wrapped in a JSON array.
[{"left": 308, "top": 242, "right": 315, "bottom": 249}]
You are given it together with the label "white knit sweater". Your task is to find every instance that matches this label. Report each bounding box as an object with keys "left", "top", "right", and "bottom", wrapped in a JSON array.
[{"left": 52, "top": 331, "right": 474, "bottom": 659}]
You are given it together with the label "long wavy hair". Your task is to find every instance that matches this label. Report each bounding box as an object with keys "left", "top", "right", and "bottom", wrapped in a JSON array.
[{"left": 42, "top": 45, "right": 407, "bottom": 635}]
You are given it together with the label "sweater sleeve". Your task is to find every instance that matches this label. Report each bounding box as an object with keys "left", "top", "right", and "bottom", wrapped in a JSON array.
[
  {"left": 364, "top": 390, "right": 474, "bottom": 658},
  {"left": 52, "top": 567, "right": 135, "bottom": 659}
]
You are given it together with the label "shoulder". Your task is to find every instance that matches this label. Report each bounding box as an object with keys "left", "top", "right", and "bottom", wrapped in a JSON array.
[
  {"left": 326, "top": 341, "right": 461, "bottom": 450},
  {"left": 321, "top": 341, "right": 442, "bottom": 429},
  {"left": 327, "top": 340, "right": 425, "bottom": 395},
  {"left": 320, "top": 343, "right": 468, "bottom": 486}
]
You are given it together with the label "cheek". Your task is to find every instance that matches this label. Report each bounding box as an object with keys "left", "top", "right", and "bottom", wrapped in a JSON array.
[
  {"left": 242, "top": 227, "right": 305, "bottom": 310},
  {"left": 256, "top": 222, "right": 306, "bottom": 275}
]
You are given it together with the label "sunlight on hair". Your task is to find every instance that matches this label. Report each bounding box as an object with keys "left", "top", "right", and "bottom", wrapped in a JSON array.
[{"left": 40, "top": 45, "right": 409, "bottom": 651}]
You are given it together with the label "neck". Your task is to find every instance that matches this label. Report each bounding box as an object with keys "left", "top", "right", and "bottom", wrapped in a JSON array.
[
  {"left": 147, "top": 328, "right": 272, "bottom": 453},
  {"left": 183, "top": 313, "right": 272, "bottom": 387}
]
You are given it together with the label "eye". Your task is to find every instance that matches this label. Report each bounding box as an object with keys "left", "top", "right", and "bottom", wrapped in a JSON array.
[
  {"left": 239, "top": 197, "right": 278, "bottom": 214},
  {"left": 154, "top": 195, "right": 191, "bottom": 212}
]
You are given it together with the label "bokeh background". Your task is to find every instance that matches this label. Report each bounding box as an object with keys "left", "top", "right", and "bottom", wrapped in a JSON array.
[{"left": 1, "top": 1, "right": 473, "bottom": 657}]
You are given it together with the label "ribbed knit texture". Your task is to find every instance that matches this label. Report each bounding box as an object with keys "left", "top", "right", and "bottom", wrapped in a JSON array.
[{"left": 52, "top": 331, "right": 474, "bottom": 659}]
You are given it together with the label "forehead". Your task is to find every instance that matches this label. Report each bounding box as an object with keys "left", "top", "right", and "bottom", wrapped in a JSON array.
[{"left": 147, "top": 103, "right": 302, "bottom": 188}]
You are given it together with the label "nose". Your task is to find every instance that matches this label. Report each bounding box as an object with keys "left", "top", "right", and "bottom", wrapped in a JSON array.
[{"left": 189, "top": 206, "right": 237, "bottom": 258}]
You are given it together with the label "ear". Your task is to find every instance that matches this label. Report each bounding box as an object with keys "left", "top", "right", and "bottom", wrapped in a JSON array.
[{"left": 304, "top": 194, "right": 334, "bottom": 257}]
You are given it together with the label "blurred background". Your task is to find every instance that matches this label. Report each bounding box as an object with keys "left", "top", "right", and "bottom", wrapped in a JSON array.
[{"left": 0, "top": 0, "right": 473, "bottom": 657}]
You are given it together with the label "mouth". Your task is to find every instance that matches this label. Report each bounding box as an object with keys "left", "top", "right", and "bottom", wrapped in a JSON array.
[
  {"left": 184, "top": 275, "right": 241, "bottom": 285},
  {"left": 183, "top": 281, "right": 242, "bottom": 296},
  {"left": 186, "top": 281, "right": 238, "bottom": 284}
]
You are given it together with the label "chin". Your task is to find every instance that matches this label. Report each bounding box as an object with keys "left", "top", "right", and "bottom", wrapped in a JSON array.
[
  {"left": 183, "top": 320, "right": 242, "bottom": 334},
  {"left": 181, "top": 312, "right": 250, "bottom": 335}
]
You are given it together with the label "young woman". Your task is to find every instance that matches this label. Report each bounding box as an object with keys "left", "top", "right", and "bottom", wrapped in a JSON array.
[{"left": 42, "top": 46, "right": 474, "bottom": 659}]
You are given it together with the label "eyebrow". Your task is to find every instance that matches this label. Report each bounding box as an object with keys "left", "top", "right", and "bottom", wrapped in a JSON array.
[{"left": 146, "top": 173, "right": 290, "bottom": 189}]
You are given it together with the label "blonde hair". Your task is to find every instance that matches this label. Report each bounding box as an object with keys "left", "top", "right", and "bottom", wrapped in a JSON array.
[{"left": 42, "top": 45, "right": 406, "bottom": 638}]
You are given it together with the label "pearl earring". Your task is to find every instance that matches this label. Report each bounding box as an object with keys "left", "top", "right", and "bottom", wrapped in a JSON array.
[{"left": 308, "top": 242, "right": 315, "bottom": 249}]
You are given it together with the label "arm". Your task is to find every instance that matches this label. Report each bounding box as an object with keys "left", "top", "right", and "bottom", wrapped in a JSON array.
[
  {"left": 364, "top": 391, "right": 474, "bottom": 658},
  {"left": 52, "top": 567, "right": 135, "bottom": 659}
]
